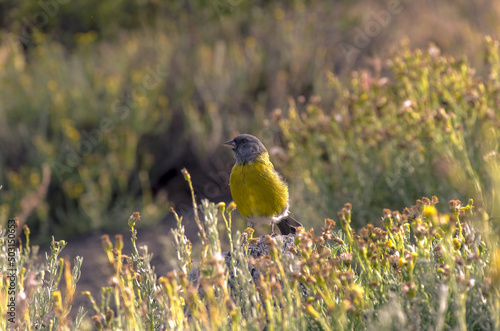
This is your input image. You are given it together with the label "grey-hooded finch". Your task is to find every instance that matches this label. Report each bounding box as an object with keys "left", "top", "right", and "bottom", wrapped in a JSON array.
[{"left": 224, "top": 134, "right": 302, "bottom": 235}]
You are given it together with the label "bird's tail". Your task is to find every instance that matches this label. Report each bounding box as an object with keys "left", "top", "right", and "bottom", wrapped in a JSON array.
[{"left": 276, "top": 216, "right": 303, "bottom": 235}]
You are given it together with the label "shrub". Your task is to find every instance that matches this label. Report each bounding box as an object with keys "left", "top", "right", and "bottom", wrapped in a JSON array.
[
  {"left": 278, "top": 37, "right": 500, "bottom": 229},
  {"left": 1, "top": 170, "right": 498, "bottom": 330}
]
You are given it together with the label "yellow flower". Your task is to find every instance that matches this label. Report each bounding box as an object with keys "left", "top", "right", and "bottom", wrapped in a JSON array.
[
  {"left": 75, "top": 31, "right": 97, "bottom": 45},
  {"left": 422, "top": 205, "right": 437, "bottom": 218},
  {"left": 218, "top": 202, "right": 226, "bottom": 213},
  {"left": 305, "top": 304, "right": 320, "bottom": 319},
  {"left": 398, "top": 257, "right": 406, "bottom": 266},
  {"left": 51, "top": 291, "right": 63, "bottom": 313},
  {"left": 61, "top": 118, "right": 81, "bottom": 142},
  {"left": 29, "top": 172, "right": 40, "bottom": 186},
  {"left": 69, "top": 182, "right": 85, "bottom": 199},
  {"left": 131, "top": 69, "right": 144, "bottom": 85}
]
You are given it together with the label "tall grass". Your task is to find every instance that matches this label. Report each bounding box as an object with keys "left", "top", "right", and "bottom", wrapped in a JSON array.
[
  {"left": 2, "top": 0, "right": 500, "bottom": 240},
  {"left": 278, "top": 37, "right": 500, "bottom": 230},
  {"left": 1, "top": 168, "right": 498, "bottom": 329}
]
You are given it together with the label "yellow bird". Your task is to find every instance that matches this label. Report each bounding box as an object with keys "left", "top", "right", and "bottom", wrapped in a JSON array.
[{"left": 224, "top": 134, "right": 302, "bottom": 235}]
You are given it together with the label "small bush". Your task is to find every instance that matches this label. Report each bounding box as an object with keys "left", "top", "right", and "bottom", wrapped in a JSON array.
[
  {"left": 1, "top": 170, "right": 498, "bottom": 330},
  {"left": 278, "top": 37, "right": 500, "bottom": 229}
]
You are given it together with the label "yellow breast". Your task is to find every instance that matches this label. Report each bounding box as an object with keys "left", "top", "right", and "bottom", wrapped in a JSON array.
[{"left": 229, "top": 154, "right": 288, "bottom": 218}]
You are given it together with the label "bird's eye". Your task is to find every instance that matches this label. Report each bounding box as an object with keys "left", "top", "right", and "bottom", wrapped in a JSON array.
[{"left": 241, "top": 139, "right": 247, "bottom": 144}]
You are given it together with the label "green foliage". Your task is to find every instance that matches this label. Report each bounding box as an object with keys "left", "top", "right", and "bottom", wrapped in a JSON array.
[
  {"left": 1, "top": 171, "right": 499, "bottom": 330},
  {"left": 3, "top": 0, "right": 500, "bottom": 240},
  {"left": 279, "top": 38, "right": 500, "bottom": 229},
  {"left": 0, "top": 1, "right": 348, "bottom": 239},
  {"left": 2, "top": 1, "right": 500, "bottom": 327},
  {"left": 0, "top": 34, "right": 172, "bottom": 239}
]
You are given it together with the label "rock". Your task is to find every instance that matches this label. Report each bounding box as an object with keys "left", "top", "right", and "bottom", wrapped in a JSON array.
[{"left": 188, "top": 234, "right": 307, "bottom": 298}]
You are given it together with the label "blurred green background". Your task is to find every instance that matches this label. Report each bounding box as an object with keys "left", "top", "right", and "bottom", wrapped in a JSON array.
[{"left": 1, "top": 0, "right": 500, "bottom": 243}]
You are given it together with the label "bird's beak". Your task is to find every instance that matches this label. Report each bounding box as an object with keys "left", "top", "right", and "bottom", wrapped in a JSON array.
[{"left": 223, "top": 139, "right": 236, "bottom": 148}]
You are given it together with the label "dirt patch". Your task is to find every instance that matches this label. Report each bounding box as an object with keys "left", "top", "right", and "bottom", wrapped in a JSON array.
[{"left": 44, "top": 213, "right": 201, "bottom": 317}]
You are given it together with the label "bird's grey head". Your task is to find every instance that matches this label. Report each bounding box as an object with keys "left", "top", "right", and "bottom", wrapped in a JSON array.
[{"left": 223, "top": 134, "right": 268, "bottom": 164}]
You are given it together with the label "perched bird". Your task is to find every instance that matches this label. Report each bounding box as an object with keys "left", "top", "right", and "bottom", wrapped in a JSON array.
[{"left": 224, "top": 134, "right": 302, "bottom": 235}]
